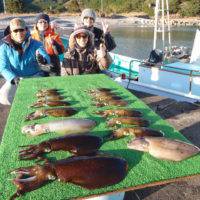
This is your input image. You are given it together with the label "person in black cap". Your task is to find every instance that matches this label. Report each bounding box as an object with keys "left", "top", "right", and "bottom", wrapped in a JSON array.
[
  {"left": 31, "top": 13, "right": 65, "bottom": 76},
  {"left": 61, "top": 25, "right": 112, "bottom": 75},
  {"left": 0, "top": 18, "right": 50, "bottom": 105},
  {"left": 81, "top": 8, "right": 116, "bottom": 52}
]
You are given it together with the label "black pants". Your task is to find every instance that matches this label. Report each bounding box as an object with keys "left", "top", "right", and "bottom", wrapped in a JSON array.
[{"left": 49, "top": 55, "right": 61, "bottom": 76}]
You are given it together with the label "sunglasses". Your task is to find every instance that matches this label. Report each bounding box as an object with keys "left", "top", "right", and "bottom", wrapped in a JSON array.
[
  {"left": 76, "top": 34, "right": 88, "bottom": 39},
  {"left": 38, "top": 20, "right": 48, "bottom": 24},
  {"left": 13, "top": 29, "right": 25, "bottom": 33},
  {"left": 84, "top": 17, "right": 94, "bottom": 21}
]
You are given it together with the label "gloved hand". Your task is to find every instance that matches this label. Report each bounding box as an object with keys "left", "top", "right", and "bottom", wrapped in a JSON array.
[
  {"left": 11, "top": 77, "right": 20, "bottom": 85},
  {"left": 36, "top": 50, "right": 47, "bottom": 65},
  {"left": 96, "top": 43, "right": 107, "bottom": 59}
]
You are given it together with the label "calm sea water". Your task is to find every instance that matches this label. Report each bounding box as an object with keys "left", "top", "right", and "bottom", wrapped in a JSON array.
[
  {"left": 111, "top": 26, "right": 197, "bottom": 60},
  {"left": 0, "top": 26, "right": 197, "bottom": 61}
]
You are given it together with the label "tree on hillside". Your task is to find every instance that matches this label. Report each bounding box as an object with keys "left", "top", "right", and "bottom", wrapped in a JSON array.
[
  {"left": 6, "top": 0, "right": 24, "bottom": 13},
  {"left": 64, "top": 0, "right": 81, "bottom": 12},
  {"left": 180, "top": 0, "right": 200, "bottom": 16},
  {"left": 169, "top": 0, "right": 181, "bottom": 14}
]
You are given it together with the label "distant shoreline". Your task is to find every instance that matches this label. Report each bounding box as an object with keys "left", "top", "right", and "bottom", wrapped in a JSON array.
[{"left": 0, "top": 13, "right": 200, "bottom": 30}]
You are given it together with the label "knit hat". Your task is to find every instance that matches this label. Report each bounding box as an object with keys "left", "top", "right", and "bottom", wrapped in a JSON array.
[
  {"left": 10, "top": 18, "right": 26, "bottom": 32},
  {"left": 36, "top": 13, "right": 50, "bottom": 24},
  {"left": 81, "top": 9, "right": 96, "bottom": 22},
  {"left": 71, "top": 24, "right": 94, "bottom": 39},
  {"left": 69, "top": 24, "right": 94, "bottom": 49}
]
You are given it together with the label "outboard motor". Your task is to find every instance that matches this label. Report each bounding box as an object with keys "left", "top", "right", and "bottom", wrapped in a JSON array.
[{"left": 148, "top": 49, "right": 163, "bottom": 64}]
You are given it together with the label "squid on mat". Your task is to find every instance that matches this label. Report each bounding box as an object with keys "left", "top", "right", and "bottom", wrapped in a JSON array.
[
  {"left": 96, "top": 109, "right": 142, "bottom": 118},
  {"left": 107, "top": 117, "right": 150, "bottom": 127},
  {"left": 19, "top": 134, "right": 103, "bottom": 160},
  {"left": 22, "top": 119, "right": 96, "bottom": 136},
  {"left": 25, "top": 107, "right": 77, "bottom": 121},
  {"left": 128, "top": 136, "right": 200, "bottom": 161},
  {"left": 10, "top": 155, "right": 128, "bottom": 200}
]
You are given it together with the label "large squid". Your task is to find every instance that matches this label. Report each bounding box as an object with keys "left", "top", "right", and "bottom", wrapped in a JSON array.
[
  {"left": 19, "top": 134, "right": 103, "bottom": 160},
  {"left": 128, "top": 136, "right": 200, "bottom": 161},
  {"left": 22, "top": 119, "right": 96, "bottom": 136},
  {"left": 10, "top": 155, "right": 128, "bottom": 200}
]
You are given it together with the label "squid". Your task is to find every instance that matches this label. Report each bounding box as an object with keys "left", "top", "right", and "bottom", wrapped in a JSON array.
[
  {"left": 96, "top": 109, "right": 142, "bottom": 118},
  {"left": 88, "top": 89, "right": 116, "bottom": 97},
  {"left": 95, "top": 100, "right": 128, "bottom": 107},
  {"left": 93, "top": 95, "right": 123, "bottom": 102},
  {"left": 89, "top": 88, "right": 113, "bottom": 92},
  {"left": 22, "top": 119, "right": 96, "bottom": 136},
  {"left": 112, "top": 127, "right": 164, "bottom": 139},
  {"left": 30, "top": 100, "right": 70, "bottom": 108},
  {"left": 25, "top": 107, "right": 77, "bottom": 121},
  {"left": 107, "top": 117, "right": 150, "bottom": 127},
  {"left": 19, "top": 134, "right": 103, "bottom": 160},
  {"left": 36, "top": 89, "right": 60, "bottom": 98},
  {"left": 10, "top": 155, "right": 128, "bottom": 200},
  {"left": 37, "top": 95, "right": 64, "bottom": 101},
  {"left": 127, "top": 136, "right": 200, "bottom": 161}
]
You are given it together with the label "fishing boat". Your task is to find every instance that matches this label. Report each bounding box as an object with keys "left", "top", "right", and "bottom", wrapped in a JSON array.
[
  {"left": 104, "top": 0, "right": 200, "bottom": 104},
  {"left": 61, "top": 33, "right": 200, "bottom": 104},
  {"left": 60, "top": 0, "right": 200, "bottom": 104}
]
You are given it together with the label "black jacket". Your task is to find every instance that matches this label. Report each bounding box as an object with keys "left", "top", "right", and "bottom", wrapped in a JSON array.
[{"left": 92, "top": 27, "right": 116, "bottom": 52}]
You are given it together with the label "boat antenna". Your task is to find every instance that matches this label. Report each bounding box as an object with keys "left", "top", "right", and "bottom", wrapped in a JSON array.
[{"left": 153, "top": 0, "right": 171, "bottom": 51}]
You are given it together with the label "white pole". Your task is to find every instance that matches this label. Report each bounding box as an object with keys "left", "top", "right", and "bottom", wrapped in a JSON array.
[
  {"left": 153, "top": 0, "right": 159, "bottom": 50},
  {"left": 101, "top": 0, "right": 103, "bottom": 14},
  {"left": 161, "top": 0, "right": 165, "bottom": 51},
  {"left": 3, "top": 0, "right": 6, "bottom": 14},
  {"left": 166, "top": 0, "right": 171, "bottom": 48}
]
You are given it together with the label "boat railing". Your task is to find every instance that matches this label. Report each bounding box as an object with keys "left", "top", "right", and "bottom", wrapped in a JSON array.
[
  {"left": 126, "top": 59, "right": 142, "bottom": 89},
  {"left": 140, "top": 63, "right": 200, "bottom": 77},
  {"left": 162, "top": 65, "right": 200, "bottom": 95},
  {"left": 139, "top": 62, "right": 200, "bottom": 96}
]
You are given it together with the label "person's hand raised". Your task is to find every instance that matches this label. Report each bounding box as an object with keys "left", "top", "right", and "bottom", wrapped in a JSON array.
[
  {"left": 97, "top": 43, "right": 107, "bottom": 58},
  {"left": 101, "top": 20, "right": 109, "bottom": 34}
]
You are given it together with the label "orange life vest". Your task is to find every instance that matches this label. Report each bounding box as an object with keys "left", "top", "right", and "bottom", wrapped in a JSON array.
[{"left": 31, "top": 26, "right": 65, "bottom": 55}]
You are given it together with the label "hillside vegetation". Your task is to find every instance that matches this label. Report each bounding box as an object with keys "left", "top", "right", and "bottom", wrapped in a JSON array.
[{"left": 0, "top": 0, "right": 200, "bottom": 17}]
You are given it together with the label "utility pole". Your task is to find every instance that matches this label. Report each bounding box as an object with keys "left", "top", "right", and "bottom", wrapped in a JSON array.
[{"left": 3, "top": 0, "right": 6, "bottom": 14}]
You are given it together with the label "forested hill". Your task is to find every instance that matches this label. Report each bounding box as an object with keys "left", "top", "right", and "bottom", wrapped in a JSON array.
[{"left": 0, "top": 0, "right": 200, "bottom": 17}]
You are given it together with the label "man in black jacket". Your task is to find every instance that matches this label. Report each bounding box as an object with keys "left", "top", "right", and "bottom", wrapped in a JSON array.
[{"left": 81, "top": 8, "right": 116, "bottom": 52}]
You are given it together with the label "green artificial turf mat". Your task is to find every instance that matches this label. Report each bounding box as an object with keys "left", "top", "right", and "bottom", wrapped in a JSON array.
[{"left": 0, "top": 74, "right": 200, "bottom": 200}]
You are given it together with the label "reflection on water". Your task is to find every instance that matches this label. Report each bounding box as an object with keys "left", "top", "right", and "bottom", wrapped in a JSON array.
[{"left": 111, "top": 26, "right": 197, "bottom": 60}]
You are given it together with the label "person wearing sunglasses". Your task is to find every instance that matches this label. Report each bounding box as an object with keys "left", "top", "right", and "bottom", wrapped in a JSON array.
[
  {"left": 0, "top": 18, "right": 50, "bottom": 105},
  {"left": 80, "top": 8, "right": 116, "bottom": 52},
  {"left": 62, "top": 25, "right": 112, "bottom": 75},
  {"left": 31, "top": 13, "right": 65, "bottom": 76}
]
